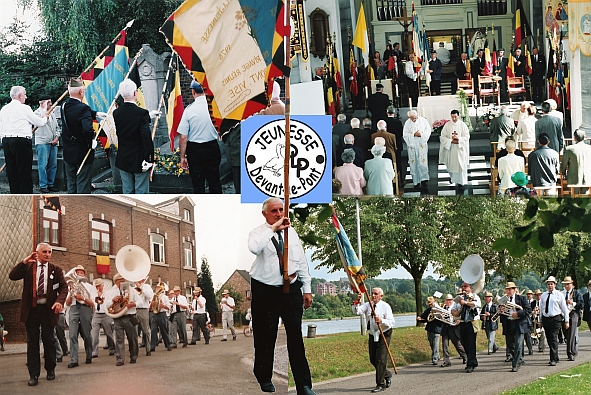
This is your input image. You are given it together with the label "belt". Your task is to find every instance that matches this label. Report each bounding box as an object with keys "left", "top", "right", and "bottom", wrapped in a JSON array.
[
  {"left": 3, "top": 135, "right": 31, "bottom": 139},
  {"left": 137, "top": 308, "right": 147, "bottom": 310}
]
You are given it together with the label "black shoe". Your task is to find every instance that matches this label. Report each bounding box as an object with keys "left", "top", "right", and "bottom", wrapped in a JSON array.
[
  {"left": 466, "top": 367, "right": 474, "bottom": 373},
  {"left": 221, "top": 339, "right": 228, "bottom": 341},
  {"left": 130, "top": 358, "right": 136, "bottom": 364},
  {"left": 568, "top": 356, "right": 575, "bottom": 361},
  {"left": 85, "top": 358, "right": 92, "bottom": 364},
  {"left": 260, "top": 382, "right": 276, "bottom": 393},
  {"left": 28, "top": 376, "right": 38, "bottom": 386},
  {"left": 139, "top": 343, "right": 145, "bottom": 347},
  {"left": 189, "top": 342, "right": 196, "bottom": 345},
  {"left": 67, "top": 363, "right": 78, "bottom": 368},
  {"left": 171, "top": 345, "right": 177, "bottom": 348},
  {"left": 116, "top": 361, "right": 124, "bottom": 366},
  {"left": 511, "top": 366, "right": 519, "bottom": 372},
  {"left": 64, "top": 351, "right": 69, "bottom": 356},
  {"left": 56, "top": 357, "right": 62, "bottom": 362},
  {"left": 103, "top": 347, "right": 109, "bottom": 350},
  {"left": 371, "top": 386, "right": 385, "bottom": 393},
  {"left": 441, "top": 362, "right": 452, "bottom": 367},
  {"left": 385, "top": 378, "right": 391, "bottom": 388},
  {"left": 150, "top": 349, "right": 155, "bottom": 352},
  {"left": 47, "top": 371, "right": 55, "bottom": 380},
  {"left": 492, "top": 347, "right": 498, "bottom": 353},
  {"left": 487, "top": 352, "right": 491, "bottom": 355},
  {"left": 528, "top": 350, "right": 533, "bottom": 355},
  {"left": 92, "top": 355, "right": 98, "bottom": 358},
  {"left": 205, "top": 340, "right": 209, "bottom": 344},
  {"left": 549, "top": 361, "right": 557, "bottom": 366},
  {"left": 48, "top": 186, "right": 56, "bottom": 192},
  {"left": 40, "top": 188, "right": 49, "bottom": 193},
  {"left": 109, "top": 351, "right": 116, "bottom": 356},
  {"left": 167, "top": 347, "right": 172, "bottom": 351},
  {"left": 301, "top": 386, "right": 316, "bottom": 395},
  {"left": 146, "top": 352, "right": 151, "bottom": 356},
  {"left": 462, "top": 358, "right": 467, "bottom": 364},
  {"left": 504, "top": 357, "right": 513, "bottom": 362},
  {"left": 414, "top": 184, "right": 420, "bottom": 189},
  {"left": 233, "top": 336, "right": 236, "bottom": 341}
]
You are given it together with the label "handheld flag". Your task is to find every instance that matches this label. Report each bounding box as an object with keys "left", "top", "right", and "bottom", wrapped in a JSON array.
[
  {"left": 350, "top": 46, "right": 358, "bottom": 97},
  {"left": 166, "top": 58, "right": 184, "bottom": 151},
  {"left": 507, "top": 47, "right": 515, "bottom": 78},
  {"left": 331, "top": 211, "right": 366, "bottom": 295},
  {"left": 515, "top": 0, "right": 532, "bottom": 49},
  {"left": 353, "top": 4, "right": 369, "bottom": 68}
]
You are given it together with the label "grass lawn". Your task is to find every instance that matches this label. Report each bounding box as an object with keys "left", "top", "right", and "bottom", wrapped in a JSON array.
[
  {"left": 288, "top": 324, "right": 507, "bottom": 386},
  {"left": 499, "top": 362, "right": 591, "bottom": 395}
]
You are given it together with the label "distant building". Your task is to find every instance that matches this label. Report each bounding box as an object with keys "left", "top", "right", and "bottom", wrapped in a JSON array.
[
  {"left": 218, "top": 269, "right": 251, "bottom": 313},
  {"left": 315, "top": 282, "right": 337, "bottom": 296},
  {"left": 0, "top": 195, "right": 197, "bottom": 341}
]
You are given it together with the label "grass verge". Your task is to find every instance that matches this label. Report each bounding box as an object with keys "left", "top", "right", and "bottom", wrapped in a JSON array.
[{"left": 499, "top": 362, "right": 591, "bottom": 395}]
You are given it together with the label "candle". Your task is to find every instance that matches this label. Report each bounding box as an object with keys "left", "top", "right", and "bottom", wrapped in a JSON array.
[
  {"left": 365, "top": 86, "right": 369, "bottom": 99},
  {"left": 409, "top": 97, "right": 412, "bottom": 109},
  {"left": 395, "top": 84, "right": 399, "bottom": 97}
]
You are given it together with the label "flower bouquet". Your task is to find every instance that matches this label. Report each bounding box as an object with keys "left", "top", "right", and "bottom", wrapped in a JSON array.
[
  {"left": 432, "top": 119, "right": 450, "bottom": 134},
  {"left": 478, "top": 108, "right": 497, "bottom": 130},
  {"left": 153, "top": 148, "right": 188, "bottom": 177}
]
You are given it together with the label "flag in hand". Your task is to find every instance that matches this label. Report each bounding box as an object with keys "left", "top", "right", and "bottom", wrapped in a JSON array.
[
  {"left": 331, "top": 211, "right": 366, "bottom": 295},
  {"left": 166, "top": 56, "right": 184, "bottom": 151}
]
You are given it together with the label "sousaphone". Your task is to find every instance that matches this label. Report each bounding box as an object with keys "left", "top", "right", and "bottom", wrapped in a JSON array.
[{"left": 454, "top": 254, "right": 485, "bottom": 303}]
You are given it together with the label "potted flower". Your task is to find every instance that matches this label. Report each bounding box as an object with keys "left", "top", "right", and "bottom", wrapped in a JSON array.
[{"left": 432, "top": 119, "right": 450, "bottom": 135}]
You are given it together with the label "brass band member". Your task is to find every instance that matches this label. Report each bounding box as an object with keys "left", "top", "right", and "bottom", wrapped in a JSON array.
[
  {"left": 481, "top": 291, "right": 499, "bottom": 355},
  {"left": 90, "top": 278, "right": 115, "bottom": 357},
  {"left": 584, "top": 281, "right": 591, "bottom": 333},
  {"left": 561, "top": 276, "right": 583, "bottom": 361},
  {"left": 65, "top": 265, "right": 95, "bottom": 368},
  {"left": 451, "top": 282, "right": 481, "bottom": 373},
  {"left": 190, "top": 287, "right": 210, "bottom": 345},
  {"left": 416, "top": 296, "right": 443, "bottom": 365},
  {"left": 502, "top": 282, "right": 531, "bottom": 373},
  {"left": 524, "top": 290, "right": 536, "bottom": 355},
  {"left": 534, "top": 289, "right": 546, "bottom": 352},
  {"left": 107, "top": 273, "right": 139, "bottom": 366},
  {"left": 440, "top": 294, "right": 467, "bottom": 367},
  {"left": 540, "top": 276, "right": 570, "bottom": 366},
  {"left": 149, "top": 285, "right": 172, "bottom": 352},
  {"left": 170, "top": 286, "right": 189, "bottom": 348},
  {"left": 134, "top": 278, "right": 154, "bottom": 356}
]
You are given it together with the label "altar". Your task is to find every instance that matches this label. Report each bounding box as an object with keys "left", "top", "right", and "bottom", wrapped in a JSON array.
[{"left": 417, "top": 95, "right": 461, "bottom": 127}]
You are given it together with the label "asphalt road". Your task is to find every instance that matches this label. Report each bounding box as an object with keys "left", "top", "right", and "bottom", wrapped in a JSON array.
[
  {"left": 0, "top": 328, "right": 287, "bottom": 395},
  {"left": 302, "top": 330, "right": 591, "bottom": 395}
]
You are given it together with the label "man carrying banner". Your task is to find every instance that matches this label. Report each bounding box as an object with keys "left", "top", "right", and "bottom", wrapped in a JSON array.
[
  {"left": 248, "top": 197, "right": 315, "bottom": 395},
  {"left": 178, "top": 80, "right": 222, "bottom": 194},
  {"left": 61, "top": 78, "right": 106, "bottom": 193},
  {"left": 113, "top": 79, "right": 154, "bottom": 194},
  {"left": 353, "top": 288, "right": 395, "bottom": 393}
]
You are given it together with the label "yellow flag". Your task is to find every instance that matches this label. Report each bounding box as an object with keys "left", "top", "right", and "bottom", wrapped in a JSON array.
[{"left": 353, "top": 4, "right": 369, "bottom": 68}]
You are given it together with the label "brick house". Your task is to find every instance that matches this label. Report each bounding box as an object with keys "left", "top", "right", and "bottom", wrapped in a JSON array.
[
  {"left": 218, "top": 269, "right": 252, "bottom": 315},
  {"left": 315, "top": 282, "right": 337, "bottom": 296},
  {"left": 0, "top": 195, "right": 197, "bottom": 341}
]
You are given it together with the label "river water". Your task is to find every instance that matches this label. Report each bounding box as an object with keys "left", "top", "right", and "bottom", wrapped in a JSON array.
[{"left": 301, "top": 314, "right": 416, "bottom": 336}]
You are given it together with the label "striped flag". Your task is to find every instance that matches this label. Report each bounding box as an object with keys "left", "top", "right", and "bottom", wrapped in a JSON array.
[
  {"left": 349, "top": 46, "right": 358, "bottom": 97},
  {"left": 412, "top": 2, "right": 421, "bottom": 63},
  {"left": 515, "top": 0, "right": 532, "bottom": 50},
  {"left": 331, "top": 211, "right": 366, "bottom": 294},
  {"left": 507, "top": 47, "right": 515, "bottom": 78},
  {"left": 167, "top": 66, "right": 184, "bottom": 151},
  {"left": 525, "top": 45, "right": 532, "bottom": 75},
  {"left": 160, "top": 0, "right": 289, "bottom": 133},
  {"left": 353, "top": 3, "right": 369, "bottom": 68},
  {"left": 484, "top": 39, "right": 492, "bottom": 75}
]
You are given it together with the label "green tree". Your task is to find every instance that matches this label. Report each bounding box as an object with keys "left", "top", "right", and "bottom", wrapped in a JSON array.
[{"left": 197, "top": 256, "right": 218, "bottom": 316}]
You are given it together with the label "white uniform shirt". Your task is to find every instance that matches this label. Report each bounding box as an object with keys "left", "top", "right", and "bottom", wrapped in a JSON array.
[
  {"left": 540, "top": 290, "right": 569, "bottom": 320},
  {"left": 134, "top": 283, "right": 154, "bottom": 309},
  {"left": 248, "top": 223, "right": 312, "bottom": 294},
  {"left": 0, "top": 99, "right": 47, "bottom": 138},
  {"left": 106, "top": 284, "right": 137, "bottom": 315},
  {"left": 451, "top": 293, "right": 481, "bottom": 321},
  {"left": 171, "top": 294, "right": 188, "bottom": 313},
  {"left": 68, "top": 281, "right": 96, "bottom": 307},
  {"left": 353, "top": 300, "right": 395, "bottom": 342},
  {"left": 220, "top": 296, "right": 235, "bottom": 313},
  {"left": 192, "top": 295, "right": 207, "bottom": 314}
]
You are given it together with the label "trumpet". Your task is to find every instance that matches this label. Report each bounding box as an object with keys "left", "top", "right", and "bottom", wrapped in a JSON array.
[
  {"left": 95, "top": 294, "right": 105, "bottom": 305},
  {"left": 150, "top": 282, "right": 166, "bottom": 314},
  {"left": 135, "top": 276, "right": 149, "bottom": 295}
]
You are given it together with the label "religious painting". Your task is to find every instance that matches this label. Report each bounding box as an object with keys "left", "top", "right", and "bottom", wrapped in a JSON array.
[
  {"left": 545, "top": 0, "right": 569, "bottom": 38},
  {"left": 568, "top": 0, "right": 591, "bottom": 56}
]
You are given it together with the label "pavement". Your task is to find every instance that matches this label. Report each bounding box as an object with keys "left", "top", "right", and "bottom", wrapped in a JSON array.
[
  {"left": 0, "top": 326, "right": 287, "bottom": 395},
  {"left": 302, "top": 330, "right": 591, "bottom": 395}
]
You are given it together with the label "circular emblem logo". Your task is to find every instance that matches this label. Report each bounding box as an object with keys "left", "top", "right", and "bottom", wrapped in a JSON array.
[{"left": 245, "top": 119, "right": 326, "bottom": 199}]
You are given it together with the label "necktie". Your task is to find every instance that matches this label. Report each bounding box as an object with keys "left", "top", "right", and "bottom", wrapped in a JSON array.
[
  {"left": 175, "top": 297, "right": 180, "bottom": 313},
  {"left": 566, "top": 291, "right": 569, "bottom": 300},
  {"left": 37, "top": 264, "right": 45, "bottom": 296},
  {"left": 276, "top": 231, "right": 284, "bottom": 276},
  {"left": 545, "top": 292, "right": 551, "bottom": 314},
  {"left": 510, "top": 296, "right": 513, "bottom": 302},
  {"left": 97, "top": 300, "right": 101, "bottom": 311}
]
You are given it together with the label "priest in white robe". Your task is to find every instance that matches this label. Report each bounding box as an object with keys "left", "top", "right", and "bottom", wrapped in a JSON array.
[
  {"left": 403, "top": 110, "right": 431, "bottom": 189},
  {"left": 439, "top": 110, "right": 470, "bottom": 195}
]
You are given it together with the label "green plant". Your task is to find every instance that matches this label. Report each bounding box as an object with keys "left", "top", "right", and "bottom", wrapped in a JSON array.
[{"left": 153, "top": 148, "right": 187, "bottom": 177}]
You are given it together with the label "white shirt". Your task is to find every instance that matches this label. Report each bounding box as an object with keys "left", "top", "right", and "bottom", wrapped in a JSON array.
[
  {"left": 562, "top": 289, "right": 577, "bottom": 308},
  {"left": 158, "top": 294, "right": 171, "bottom": 314},
  {"left": 68, "top": 280, "right": 95, "bottom": 307},
  {"left": 106, "top": 284, "right": 137, "bottom": 315},
  {"left": 134, "top": 283, "right": 154, "bottom": 309},
  {"left": 353, "top": 300, "right": 395, "bottom": 342},
  {"left": 177, "top": 96, "right": 219, "bottom": 143},
  {"left": 192, "top": 295, "right": 207, "bottom": 314},
  {"left": 540, "top": 290, "right": 569, "bottom": 320},
  {"left": 220, "top": 296, "right": 235, "bottom": 313},
  {"left": 451, "top": 293, "right": 482, "bottom": 321},
  {"left": 35, "top": 261, "right": 48, "bottom": 296},
  {"left": 0, "top": 99, "right": 47, "bottom": 138},
  {"left": 172, "top": 294, "right": 188, "bottom": 313},
  {"left": 248, "top": 223, "right": 312, "bottom": 294},
  {"left": 405, "top": 61, "right": 417, "bottom": 81}
]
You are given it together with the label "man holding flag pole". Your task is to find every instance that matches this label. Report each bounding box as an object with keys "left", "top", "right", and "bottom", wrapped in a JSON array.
[{"left": 331, "top": 209, "right": 397, "bottom": 393}]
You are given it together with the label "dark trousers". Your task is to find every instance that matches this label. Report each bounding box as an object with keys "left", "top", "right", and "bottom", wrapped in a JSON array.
[
  {"left": 369, "top": 329, "right": 392, "bottom": 386},
  {"left": 430, "top": 80, "right": 441, "bottom": 96},
  {"left": 442, "top": 325, "right": 467, "bottom": 364},
  {"left": 114, "top": 314, "right": 138, "bottom": 363},
  {"left": 459, "top": 321, "right": 478, "bottom": 368},
  {"left": 542, "top": 315, "right": 563, "bottom": 362},
  {"left": 55, "top": 313, "right": 68, "bottom": 354},
  {"left": 565, "top": 313, "right": 579, "bottom": 358},
  {"left": 150, "top": 312, "right": 170, "bottom": 350},
  {"left": 506, "top": 320, "right": 525, "bottom": 368},
  {"left": 186, "top": 140, "right": 222, "bottom": 194},
  {"left": 191, "top": 313, "right": 210, "bottom": 342},
  {"left": 64, "top": 155, "right": 94, "bottom": 194},
  {"left": 407, "top": 77, "right": 419, "bottom": 107},
  {"left": 232, "top": 166, "right": 240, "bottom": 194},
  {"left": 251, "top": 278, "right": 312, "bottom": 393},
  {"left": 532, "top": 78, "right": 544, "bottom": 103},
  {"left": 25, "top": 305, "right": 56, "bottom": 377},
  {"left": 3, "top": 137, "right": 33, "bottom": 193}
]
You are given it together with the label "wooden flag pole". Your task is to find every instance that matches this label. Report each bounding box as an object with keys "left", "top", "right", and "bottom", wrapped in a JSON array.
[
  {"left": 0, "top": 20, "right": 135, "bottom": 175},
  {"left": 76, "top": 48, "right": 143, "bottom": 175},
  {"left": 282, "top": 0, "right": 292, "bottom": 294},
  {"left": 148, "top": 53, "right": 177, "bottom": 181},
  {"left": 363, "top": 286, "right": 398, "bottom": 374}
]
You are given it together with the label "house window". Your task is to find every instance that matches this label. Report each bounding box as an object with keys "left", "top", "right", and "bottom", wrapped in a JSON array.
[
  {"left": 183, "top": 209, "right": 191, "bottom": 221},
  {"left": 150, "top": 233, "right": 165, "bottom": 263},
  {"left": 42, "top": 208, "right": 60, "bottom": 246},
  {"left": 91, "top": 220, "right": 111, "bottom": 254},
  {"left": 184, "top": 241, "right": 192, "bottom": 268}
]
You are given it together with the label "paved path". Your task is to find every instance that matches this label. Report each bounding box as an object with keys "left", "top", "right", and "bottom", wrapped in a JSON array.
[
  {"left": 0, "top": 328, "right": 287, "bottom": 395},
  {"left": 300, "top": 330, "right": 591, "bottom": 395}
]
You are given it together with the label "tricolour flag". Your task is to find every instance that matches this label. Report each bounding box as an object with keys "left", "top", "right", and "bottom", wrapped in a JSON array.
[
  {"left": 507, "top": 48, "right": 515, "bottom": 78},
  {"left": 515, "top": 0, "right": 532, "bottom": 49},
  {"left": 525, "top": 45, "right": 532, "bottom": 75},
  {"left": 353, "top": 3, "right": 369, "bottom": 68},
  {"left": 96, "top": 255, "right": 110, "bottom": 275},
  {"left": 484, "top": 39, "right": 492, "bottom": 75},
  {"left": 160, "top": 0, "right": 288, "bottom": 133},
  {"left": 167, "top": 67, "right": 184, "bottom": 151},
  {"left": 331, "top": 212, "right": 366, "bottom": 295},
  {"left": 42, "top": 195, "right": 61, "bottom": 214},
  {"left": 349, "top": 46, "right": 358, "bottom": 97}
]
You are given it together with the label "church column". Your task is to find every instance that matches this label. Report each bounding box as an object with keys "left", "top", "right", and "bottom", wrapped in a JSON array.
[{"left": 579, "top": 52, "right": 591, "bottom": 137}]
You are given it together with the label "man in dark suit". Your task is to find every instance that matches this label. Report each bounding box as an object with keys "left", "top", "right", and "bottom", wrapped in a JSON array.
[
  {"left": 368, "top": 83, "right": 390, "bottom": 131},
  {"left": 61, "top": 78, "right": 104, "bottom": 193},
  {"left": 531, "top": 47, "right": 546, "bottom": 103},
  {"left": 481, "top": 291, "right": 499, "bottom": 355},
  {"left": 583, "top": 280, "right": 591, "bottom": 331},
  {"left": 9, "top": 243, "right": 68, "bottom": 386},
  {"left": 453, "top": 53, "right": 471, "bottom": 94},
  {"left": 503, "top": 282, "right": 532, "bottom": 372},
  {"left": 335, "top": 134, "right": 364, "bottom": 168},
  {"left": 332, "top": 114, "right": 351, "bottom": 167},
  {"left": 427, "top": 51, "right": 443, "bottom": 96},
  {"left": 440, "top": 294, "right": 467, "bottom": 367},
  {"left": 535, "top": 101, "right": 564, "bottom": 153},
  {"left": 471, "top": 50, "right": 485, "bottom": 104},
  {"left": 513, "top": 48, "right": 527, "bottom": 78},
  {"left": 113, "top": 79, "right": 154, "bottom": 194},
  {"left": 495, "top": 49, "right": 509, "bottom": 103}
]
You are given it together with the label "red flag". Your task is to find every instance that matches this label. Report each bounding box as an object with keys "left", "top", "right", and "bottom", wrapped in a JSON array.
[
  {"left": 349, "top": 46, "right": 358, "bottom": 97},
  {"left": 515, "top": 0, "right": 532, "bottom": 49},
  {"left": 166, "top": 67, "right": 184, "bottom": 151}
]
